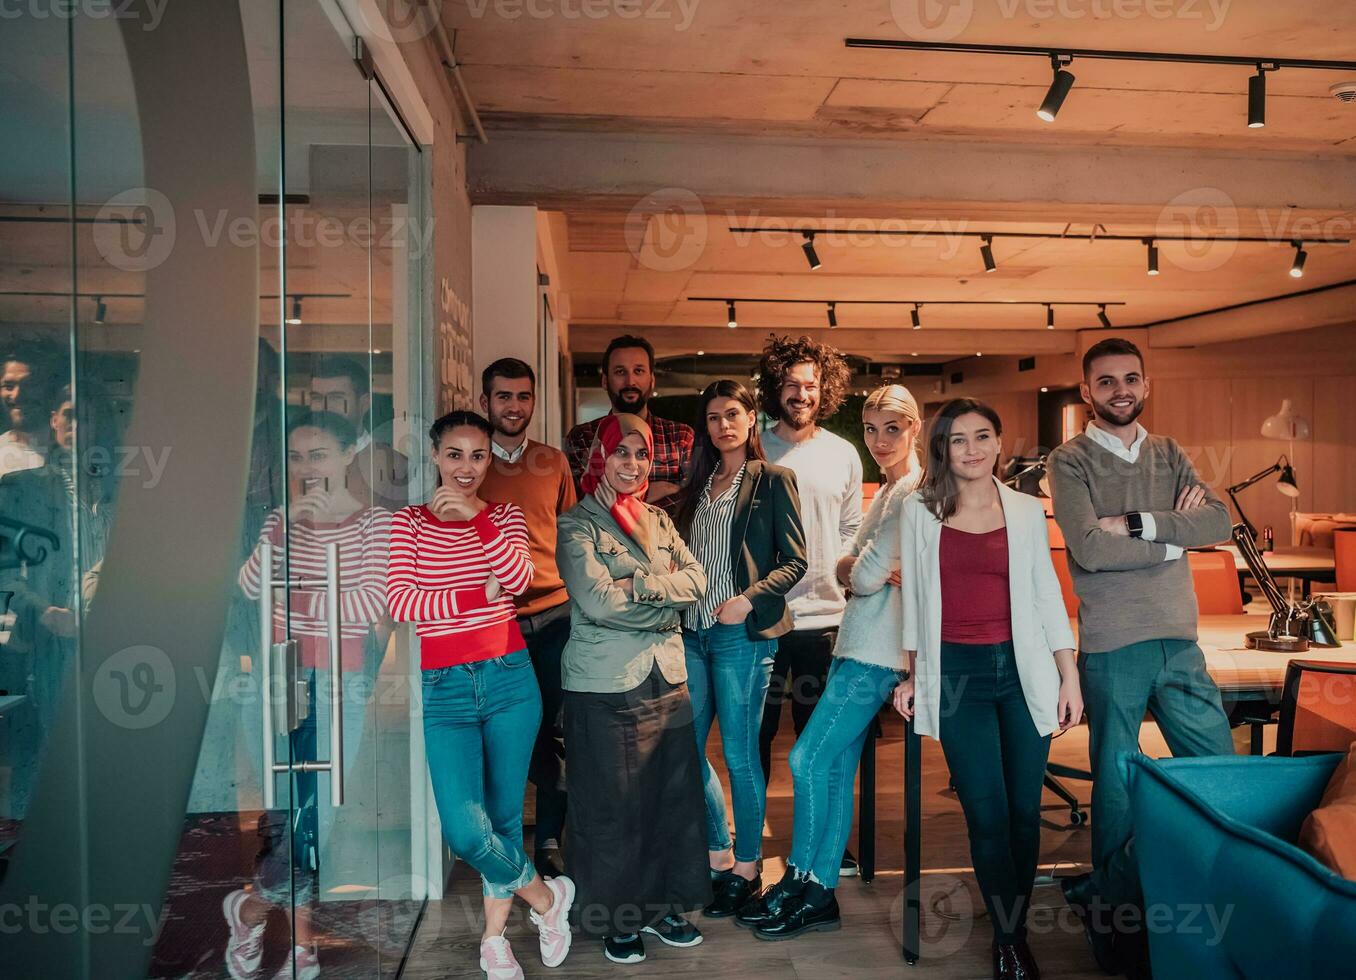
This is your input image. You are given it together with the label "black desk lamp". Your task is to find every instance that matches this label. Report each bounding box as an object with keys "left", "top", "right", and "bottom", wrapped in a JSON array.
[{"left": 1226, "top": 455, "right": 1299, "bottom": 542}]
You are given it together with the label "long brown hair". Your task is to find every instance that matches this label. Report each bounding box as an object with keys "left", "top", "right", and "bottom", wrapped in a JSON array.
[
  {"left": 676, "top": 380, "right": 765, "bottom": 536},
  {"left": 918, "top": 398, "right": 1004, "bottom": 522}
]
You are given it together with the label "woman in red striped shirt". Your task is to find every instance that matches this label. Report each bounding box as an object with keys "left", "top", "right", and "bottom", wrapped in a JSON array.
[{"left": 388, "top": 410, "right": 573, "bottom": 980}]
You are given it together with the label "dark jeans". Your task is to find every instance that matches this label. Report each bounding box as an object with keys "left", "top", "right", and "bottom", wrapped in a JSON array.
[
  {"left": 759, "top": 626, "right": 836, "bottom": 789},
  {"left": 1079, "top": 638, "right": 1234, "bottom": 908},
  {"left": 520, "top": 602, "right": 571, "bottom": 847},
  {"left": 937, "top": 640, "right": 1051, "bottom": 944}
]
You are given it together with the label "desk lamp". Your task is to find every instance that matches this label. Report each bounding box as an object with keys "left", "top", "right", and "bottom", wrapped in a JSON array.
[
  {"left": 1232, "top": 521, "right": 1340, "bottom": 650},
  {"left": 1226, "top": 455, "right": 1299, "bottom": 543}
]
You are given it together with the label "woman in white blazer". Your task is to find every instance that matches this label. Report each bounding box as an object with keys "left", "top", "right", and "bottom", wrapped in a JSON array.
[{"left": 892, "top": 398, "right": 1082, "bottom": 980}]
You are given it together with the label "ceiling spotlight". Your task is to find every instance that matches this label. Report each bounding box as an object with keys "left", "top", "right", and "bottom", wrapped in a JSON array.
[
  {"left": 1040, "top": 386, "right": 1050, "bottom": 393},
  {"left": 1145, "top": 239, "right": 1160, "bottom": 276},
  {"left": 980, "top": 235, "right": 997, "bottom": 273},
  {"left": 827, "top": 301, "right": 837, "bottom": 329},
  {"left": 94, "top": 296, "right": 107, "bottom": 324},
  {"left": 802, "top": 231, "right": 822, "bottom": 270},
  {"left": 1248, "top": 66, "right": 1268, "bottom": 128},
  {"left": 1037, "top": 56, "right": 1076, "bottom": 122},
  {"left": 1046, "top": 304, "right": 1055, "bottom": 329},
  {"left": 1290, "top": 241, "right": 1308, "bottom": 278},
  {"left": 286, "top": 295, "right": 303, "bottom": 325},
  {"left": 726, "top": 299, "right": 738, "bottom": 328},
  {"left": 1098, "top": 303, "right": 1112, "bottom": 328},
  {"left": 910, "top": 303, "right": 921, "bottom": 329},
  {"left": 976, "top": 351, "right": 983, "bottom": 357}
]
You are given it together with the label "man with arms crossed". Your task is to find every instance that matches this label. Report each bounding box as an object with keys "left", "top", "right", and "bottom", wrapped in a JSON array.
[
  {"left": 478, "top": 357, "right": 578, "bottom": 878},
  {"left": 1048, "top": 337, "right": 1235, "bottom": 976}
]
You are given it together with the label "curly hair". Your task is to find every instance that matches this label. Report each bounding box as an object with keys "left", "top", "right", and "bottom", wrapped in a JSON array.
[{"left": 756, "top": 333, "right": 851, "bottom": 422}]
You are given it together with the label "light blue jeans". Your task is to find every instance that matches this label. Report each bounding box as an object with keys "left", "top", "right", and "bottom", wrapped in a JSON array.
[
  {"left": 787, "top": 656, "right": 903, "bottom": 887},
  {"left": 422, "top": 649, "right": 542, "bottom": 898},
  {"left": 684, "top": 623, "right": 777, "bottom": 862}
]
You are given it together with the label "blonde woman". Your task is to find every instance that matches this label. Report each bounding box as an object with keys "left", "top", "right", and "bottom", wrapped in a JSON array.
[{"left": 741, "top": 384, "right": 922, "bottom": 939}]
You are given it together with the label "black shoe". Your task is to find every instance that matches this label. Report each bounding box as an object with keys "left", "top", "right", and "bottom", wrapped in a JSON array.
[
  {"left": 604, "top": 933, "right": 646, "bottom": 964},
  {"left": 994, "top": 941, "right": 1040, "bottom": 980},
  {"left": 752, "top": 881, "right": 841, "bottom": 941},
  {"left": 734, "top": 870, "right": 807, "bottom": 930},
  {"left": 534, "top": 839, "right": 565, "bottom": 879},
  {"left": 1059, "top": 874, "right": 1119, "bottom": 975},
  {"left": 1015, "top": 938, "right": 1042, "bottom": 980},
  {"left": 704, "top": 870, "right": 761, "bottom": 918},
  {"left": 839, "top": 849, "right": 859, "bottom": 878},
  {"left": 641, "top": 914, "right": 703, "bottom": 948}
]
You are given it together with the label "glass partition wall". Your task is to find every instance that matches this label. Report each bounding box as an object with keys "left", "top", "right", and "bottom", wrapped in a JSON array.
[{"left": 0, "top": 3, "right": 431, "bottom": 976}]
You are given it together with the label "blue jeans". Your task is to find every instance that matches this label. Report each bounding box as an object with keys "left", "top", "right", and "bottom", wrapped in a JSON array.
[
  {"left": 683, "top": 623, "right": 777, "bottom": 862},
  {"left": 422, "top": 649, "right": 542, "bottom": 898},
  {"left": 787, "top": 656, "right": 903, "bottom": 887}
]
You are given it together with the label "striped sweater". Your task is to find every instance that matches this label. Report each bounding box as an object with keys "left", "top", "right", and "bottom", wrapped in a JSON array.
[
  {"left": 387, "top": 502, "right": 534, "bottom": 668},
  {"left": 239, "top": 507, "right": 391, "bottom": 671}
]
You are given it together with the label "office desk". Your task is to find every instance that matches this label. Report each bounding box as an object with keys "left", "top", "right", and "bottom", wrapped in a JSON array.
[
  {"left": 890, "top": 612, "right": 1355, "bottom": 963},
  {"left": 1215, "top": 545, "right": 1336, "bottom": 596}
]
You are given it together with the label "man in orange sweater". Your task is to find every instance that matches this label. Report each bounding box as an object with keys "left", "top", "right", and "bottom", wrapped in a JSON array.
[{"left": 478, "top": 357, "right": 578, "bottom": 879}]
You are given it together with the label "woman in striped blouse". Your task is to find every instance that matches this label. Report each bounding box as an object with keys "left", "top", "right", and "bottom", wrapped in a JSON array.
[
  {"left": 229, "top": 410, "right": 390, "bottom": 979},
  {"left": 387, "top": 410, "right": 573, "bottom": 980},
  {"left": 675, "top": 380, "right": 806, "bottom": 918}
]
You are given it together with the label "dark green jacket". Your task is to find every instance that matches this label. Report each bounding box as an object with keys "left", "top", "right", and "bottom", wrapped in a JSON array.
[{"left": 689, "top": 459, "right": 807, "bottom": 641}]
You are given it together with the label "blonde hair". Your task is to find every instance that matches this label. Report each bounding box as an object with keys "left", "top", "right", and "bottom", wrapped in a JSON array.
[{"left": 863, "top": 383, "right": 921, "bottom": 425}]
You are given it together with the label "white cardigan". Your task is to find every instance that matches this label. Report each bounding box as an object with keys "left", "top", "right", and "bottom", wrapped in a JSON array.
[{"left": 900, "top": 479, "right": 1076, "bottom": 740}]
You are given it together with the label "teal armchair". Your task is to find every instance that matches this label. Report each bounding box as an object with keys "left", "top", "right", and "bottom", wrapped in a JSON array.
[{"left": 1124, "top": 752, "right": 1356, "bottom": 979}]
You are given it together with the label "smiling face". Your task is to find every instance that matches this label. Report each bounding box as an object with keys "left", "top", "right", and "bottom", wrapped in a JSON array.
[
  {"left": 1081, "top": 352, "right": 1148, "bottom": 429},
  {"left": 432, "top": 425, "right": 492, "bottom": 494},
  {"left": 778, "top": 360, "right": 820, "bottom": 430},
  {"left": 862, "top": 408, "right": 919, "bottom": 474},
  {"left": 604, "top": 346, "right": 654, "bottom": 414},
  {"left": 287, "top": 425, "right": 356, "bottom": 499},
  {"left": 2, "top": 359, "right": 51, "bottom": 433},
  {"left": 482, "top": 375, "right": 535, "bottom": 439},
  {"left": 604, "top": 431, "right": 651, "bottom": 494},
  {"left": 946, "top": 411, "right": 1002, "bottom": 483},
  {"left": 705, "top": 395, "right": 755, "bottom": 454}
]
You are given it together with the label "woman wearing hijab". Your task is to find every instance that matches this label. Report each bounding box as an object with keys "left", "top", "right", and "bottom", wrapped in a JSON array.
[{"left": 555, "top": 413, "right": 711, "bottom": 966}]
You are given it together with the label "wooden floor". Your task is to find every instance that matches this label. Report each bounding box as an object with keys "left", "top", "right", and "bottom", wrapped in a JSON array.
[{"left": 402, "top": 712, "right": 1260, "bottom": 979}]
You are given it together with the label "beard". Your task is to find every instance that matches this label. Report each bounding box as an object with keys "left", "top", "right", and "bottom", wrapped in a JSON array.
[
  {"left": 609, "top": 385, "right": 649, "bottom": 414},
  {"left": 491, "top": 410, "right": 529, "bottom": 438},
  {"left": 779, "top": 398, "right": 818, "bottom": 430},
  {"left": 1091, "top": 394, "right": 1145, "bottom": 428}
]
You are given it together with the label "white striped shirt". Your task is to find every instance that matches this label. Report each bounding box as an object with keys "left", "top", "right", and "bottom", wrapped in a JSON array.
[{"left": 684, "top": 463, "right": 746, "bottom": 630}]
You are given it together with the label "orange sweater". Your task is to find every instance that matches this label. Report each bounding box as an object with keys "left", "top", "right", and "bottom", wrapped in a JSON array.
[{"left": 479, "top": 440, "right": 577, "bottom": 618}]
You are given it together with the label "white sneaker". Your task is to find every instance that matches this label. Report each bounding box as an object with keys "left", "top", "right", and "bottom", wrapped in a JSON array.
[
  {"left": 529, "top": 875, "right": 576, "bottom": 967},
  {"left": 480, "top": 933, "right": 525, "bottom": 980},
  {"left": 222, "top": 889, "right": 265, "bottom": 980},
  {"left": 271, "top": 945, "right": 319, "bottom": 980}
]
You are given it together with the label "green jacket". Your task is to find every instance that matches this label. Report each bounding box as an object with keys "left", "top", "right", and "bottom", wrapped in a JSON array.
[{"left": 556, "top": 493, "right": 707, "bottom": 694}]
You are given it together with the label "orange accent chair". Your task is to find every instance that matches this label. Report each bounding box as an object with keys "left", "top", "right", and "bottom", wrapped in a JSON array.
[
  {"left": 1188, "top": 550, "right": 1244, "bottom": 615},
  {"left": 1336, "top": 529, "right": 1356, "bottom": 593},
  {"left": 1276, "top": 660, "right": 1356, "bottom": 756},
  {"left": 1050, "top": 548, "right": 1079, "bottom": 617}
]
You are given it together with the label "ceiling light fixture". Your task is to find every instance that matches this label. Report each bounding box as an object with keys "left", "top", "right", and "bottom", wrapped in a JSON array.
[
  {"left": 1098, "top": 303, "right": 1112, "bottom": 328},
  {"left": 802, "top": 231, "right": 822, "bottom": 270},
  {"left": 980, "top": 235, "right": 997, "bottom": 273},
  {"left": 1248, "top": 65, "right": 1270, "bottom": 128},
  {"left": 1145, "top": 239, "right": 1160, "bottom": 276},
  {"left": 911, "top": 303, "right": 922, "bottom": 329},
  {"left": 1037, "top": 55, "right": 1076, "bottom": 122},
  {"left": 286, "top": 296, "right": 303, "bottom": 325},
  {"left": 1290, "top": 241, "right": 1308, "bottom": 278},
  {"left": 827, "top": 301, "right": 837, "bottom": 328},
  {"left": 94, "top": 296, "right": 106, "bottom": 324},
  {"left": 726, "top": 299, "right": 738, "bottom": 328},
  {"left": 1046, "top": 304, "right": 1055, "bottom": 329}
]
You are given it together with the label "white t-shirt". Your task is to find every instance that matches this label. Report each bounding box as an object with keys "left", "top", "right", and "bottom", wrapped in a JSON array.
[
  {"left": 761, "top": 426, "right": 863, "bottom": 631},
  {"left": 0, "top": 430, "right": 46, "bottom": 478}
]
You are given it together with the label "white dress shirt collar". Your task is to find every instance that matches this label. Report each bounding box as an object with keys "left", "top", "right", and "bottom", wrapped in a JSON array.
[{"left": 1084, "top": 420, "right": 1147, "bottom": 464}]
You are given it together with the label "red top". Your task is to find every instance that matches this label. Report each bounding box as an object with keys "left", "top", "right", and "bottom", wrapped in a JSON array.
[
  {"left": 386, "top": 502, "right": 534, "bottom": 669},
  {"left": 940, "top": 524, "right": 1012, "bottom": 644}
]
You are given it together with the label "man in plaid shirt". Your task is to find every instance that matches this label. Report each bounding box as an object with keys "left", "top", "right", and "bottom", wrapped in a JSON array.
[{"left": 565, "top": 334, "right": 693, "bottom": 510}]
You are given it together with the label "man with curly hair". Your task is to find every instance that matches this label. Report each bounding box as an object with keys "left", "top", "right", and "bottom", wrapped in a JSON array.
[{"left": 755, "top": 335, "right": 862, "bottom": 852}]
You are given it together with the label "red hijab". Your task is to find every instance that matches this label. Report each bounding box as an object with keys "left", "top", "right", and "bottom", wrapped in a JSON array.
[{"left": 581, "top": 413, "right": 653, "bottom": 551}]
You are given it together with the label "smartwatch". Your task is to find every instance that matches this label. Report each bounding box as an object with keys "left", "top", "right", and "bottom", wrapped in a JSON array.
[{"left": 1126, "top": 512, "right": 1144, "bottom": 539}]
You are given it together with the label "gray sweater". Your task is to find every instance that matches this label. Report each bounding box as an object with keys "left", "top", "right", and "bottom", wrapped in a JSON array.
[{"left": 1048, "top": 432, "right": 1232, "bottom": 653}]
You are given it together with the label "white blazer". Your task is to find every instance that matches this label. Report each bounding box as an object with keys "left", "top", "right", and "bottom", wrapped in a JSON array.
[{"left": 900, "top": 478, "right": 1076, "bottom": 740}]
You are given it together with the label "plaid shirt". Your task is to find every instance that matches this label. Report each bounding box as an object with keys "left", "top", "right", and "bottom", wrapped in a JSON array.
[{"left": 565, "top": 411, "right": 694, "bottom": 509}]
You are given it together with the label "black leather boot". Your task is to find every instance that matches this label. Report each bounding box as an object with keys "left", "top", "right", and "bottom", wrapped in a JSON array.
[
  {"left": 704, "top": 870, "right": 761, "bottom": 918},
  {"left": 733, "top": 869, "right": 805, "bottom": 930},
  {"left": 752, "top": 880, "right": 841, "bottom": 941}
]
